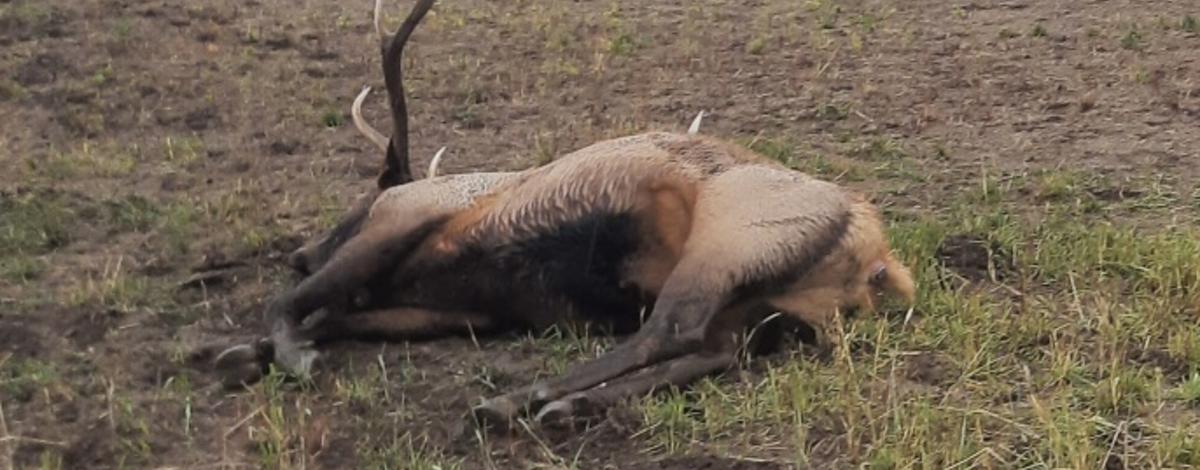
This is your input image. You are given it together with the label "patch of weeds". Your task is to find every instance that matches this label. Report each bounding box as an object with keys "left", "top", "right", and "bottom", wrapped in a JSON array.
[
  {"left": 1091, "top": 362, "right": 1157, "bottom": 414},
  {"left": 814, "top": 103, "right": 848, "bottom": 121},
  {"left": 743, "top": 136, "right": 794, "bottom": 164},
  {"left": 849, "top": 137, "right": 908, "bottom": 162},
  {"left": 91, "top": 64, "right": 114, "bottom": 87},
  {"left": 201, "top": 188, "right": 289, "bottom": 255},
  {"left": 1031, "top": 23, "right": 1047, "bottom": 38},
  {"left": 114, "top": 395, "right": 154, "bottom": 464},
  {"left": 162, "top": 135, "right": 203, "bottom": 170},
  {"left": 1132, "top": 66, "right": 1151, "bottom": 84},
  {"left": 1174, "top": 374, "right": 1200, "bottom": 404},
  {"left": 1155, "top": 426, "right": 1200, "bottom": 467},
  {"left": 161, "top": 374, "right": 196, "bottom": 437},
  {"left": 68, "top": 258, "right": 172, "bottom": 312},
  {"left": 1120, "top": 29, "right": 1143, "bottom": 50},
  {"left": 746, "top": 36, "right": 767, "bottom": 55},
  {"left": 856, "top": 13, "right": 879, "bottom": 33},
  {"left": 334, "top": 362, "right": 390, "bottom": 410},
  {"left": 0, "top": 2, "right": 53, "bottom": 32},
  {"left": 744, "top": 138, "right": 870, "bottom": 180},
  {"left": 360, "top": 433, "right": 462, "bottom": 470},
  {"left": 320, "top": 110, "right": 345, "bottom": 128},
  {"left": 111, "top": 18, "right": 133, "bottom": 42},
  {"left": 37, "top": 451, "right": 65, "bottom": 470},
  {"left": 1121, "top": 176, "right": 1177, "bottom": 212},
  {"left": 533, "top": 325, "right": 611, "bottom": 376},
  {"left": 1034, "top": 170, "right": 1083, "bottom": 201},
  {"left": 160, "top": 202, "right": 201, "bottom": 255},
  {"left": 237, "top": 222, "right": 288, "bottom": 254},
  {"left": 600, "top": 2, "right": 640, "bottom": 59},
  {"left": 0, "top": 255, "right": 46, "bottom": 283},
  {"left": 0, "top": 358, "right": 61, "bottom": 402},
  {"left": 1190, "top": 187, "right": 1200, "bottom": 219},
  {"left": 0, "top": 193, "right": 73, "bottom": 255},
  {"left": 0, "top": 78, "right": 29, "bottom": 100},
  {"left": 608, "top": 32, "right": 638, "bottom": 57},
  {"left": 248, "top": 371, "right": 324, "bottom": 468},
  {"left": 998, "top": 28, "right": 1019, "bottom": 39},
  {"left": 1166, "top": 327, "right": 1200, "bottom": 370},
  {"left": 30, "top": 142, "right": 139, "bottom": 179},
  {"left": 1182, "top": 15, "right": 1198, "bottom": 33},
  {"left": 104, "top": 194, "right": 162, "bottom": 233},
  {"left": 639, "top": 389, "right": 700, "bottom": 454},
  {"left": 450, "top": 104, "right": 483, "bottom": 129},
  {"left": 532, "top": 131, "right": 561, "bottom": 167},
  {"left": 1031, "top": 215, "right": 1200, "bottom": 294},
  {"left": 1029, "top": 396, "right": 1104, "bottom": 467},
  {"left": 805, "top": 0, "right": 840, "bottom": 30},
  {"left": 539, "top": 56, "right": 581, "bottom": 79}
]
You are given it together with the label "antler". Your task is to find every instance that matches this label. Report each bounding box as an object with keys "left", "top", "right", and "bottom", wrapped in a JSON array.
[
  {"left": 352, "top": 86, "right": 389, "bottom": 152},
  {"left": 427, "top": 146, "right": 446, "bottom": 178},
  {"left": 354, "top": 85, "right": 446, "bottom": 178},
  {"left": 374, "top": 0, "right": 437, "bottom": 188},
  {"left": 687, "top": 110, "right": 705, "bottom": 135}
]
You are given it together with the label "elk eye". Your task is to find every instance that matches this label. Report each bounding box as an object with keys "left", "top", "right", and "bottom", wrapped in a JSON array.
[{"left": 869, "top": 265, "right": 887, "bottom": 285}]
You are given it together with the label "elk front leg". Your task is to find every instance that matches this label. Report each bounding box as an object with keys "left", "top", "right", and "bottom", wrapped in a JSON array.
[
  {"left": 534, "top": 349, "right": 736, "bottom": 427},
  {"left": 266, "top": 217, "right": 444, "bottom": 374},
  {"left": 474, "top": 262, "right": 734, "bottom": 426}
]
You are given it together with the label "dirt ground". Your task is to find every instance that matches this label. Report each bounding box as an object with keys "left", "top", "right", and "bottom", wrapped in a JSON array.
[{"left": 1, "top": 0, "right": 1198, "bottom": 468}]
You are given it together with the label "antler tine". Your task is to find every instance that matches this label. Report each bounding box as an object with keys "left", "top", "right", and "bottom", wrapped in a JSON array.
[
  {"left": 375, "top": 0, "right": 436, "bottom": 189},
  {"left": 373, "top": 0, "right": 387, "bottom": 42},
  {"left": 352, "top": 86, "right": 389, "bottom": 153},
  {"left": 687, "top": 110, "right": 705, "bottom": 135},
  {"left": 427, "top": 146, "right": 446, "bottom": 178}
]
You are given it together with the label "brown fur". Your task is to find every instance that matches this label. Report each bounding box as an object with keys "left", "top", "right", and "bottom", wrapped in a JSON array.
[{"left": 214, "top": 0, "right": 916, "bottom": 428}]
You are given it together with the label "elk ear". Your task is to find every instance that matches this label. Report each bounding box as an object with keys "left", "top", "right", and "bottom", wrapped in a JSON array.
[{"left": 883, "top": 255, "right": 915, "bottom": 304}]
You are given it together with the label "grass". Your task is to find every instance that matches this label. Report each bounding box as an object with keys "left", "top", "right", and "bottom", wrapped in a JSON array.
[
  {"left": 1183, "top": 15, "right": 1198, "bottom": 34},
  {"left": 633, "top": 170, "right": 1200, "bottom": 467},
  {"left": 0, "top": 193, "right": 72, "bottom": 256},
  {"left": 1121, "top": 29, "right": 1144, "bottom": 50},
  {"left": 6, "top": 0, "right": 1200, "bottom": 468},
  {"left": 27, "top": 142, "right": 139, "bottom": 180},
  {"left": 0, "top": 358, "right": 61, "bottom": 403}
]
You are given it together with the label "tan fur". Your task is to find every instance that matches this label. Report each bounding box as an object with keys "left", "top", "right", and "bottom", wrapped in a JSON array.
[
  {"left": 222, "top": 0, "right": 917, "bottom": 426},
  {"left": 767, "top": 196, "right": 913, "bottom": 330}
]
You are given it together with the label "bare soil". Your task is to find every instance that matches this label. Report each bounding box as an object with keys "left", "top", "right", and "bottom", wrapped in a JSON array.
[{"left": 1, "top": 0, "right": 1197, "bottom": 468}]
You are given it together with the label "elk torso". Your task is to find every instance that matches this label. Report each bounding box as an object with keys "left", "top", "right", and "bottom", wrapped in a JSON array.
[{"left": 356, "top": 132, "right": 853, "bottom": 333}]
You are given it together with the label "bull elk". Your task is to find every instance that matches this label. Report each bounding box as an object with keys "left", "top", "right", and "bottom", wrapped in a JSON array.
[{"left": 214, "top": 0, "right": 916, "bottom": 428}]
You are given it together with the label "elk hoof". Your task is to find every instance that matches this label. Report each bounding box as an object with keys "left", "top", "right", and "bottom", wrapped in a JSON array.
[
  {"left": 214, "top": 340, "right": 271, "bottom": 388},
  {"left": 533, "top": 399, "right": 575, "bottom": 428},
  {"left": 471, "top": 396, "right": 520, "bottom": 429},
  {"left": 273, "top": 339, "right": 319, "bottom": 378}
]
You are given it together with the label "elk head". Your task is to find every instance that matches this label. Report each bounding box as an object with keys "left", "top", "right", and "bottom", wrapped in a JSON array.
[{"left": 287, "top": 0, "right": 437, "bottom": 277}]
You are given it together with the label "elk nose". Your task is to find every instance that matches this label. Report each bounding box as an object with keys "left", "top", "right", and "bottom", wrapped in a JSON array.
[{"left": 286, "top": 250, "right": 310, "bottom": 276}]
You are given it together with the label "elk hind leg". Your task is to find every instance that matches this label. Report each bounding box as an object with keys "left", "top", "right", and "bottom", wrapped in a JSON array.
[
  {"left": 534, "top": 349, "right": 736, "bottom": 427},
  {"left": 214, "top": 306, "right": 493, "bottom": 388}
]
